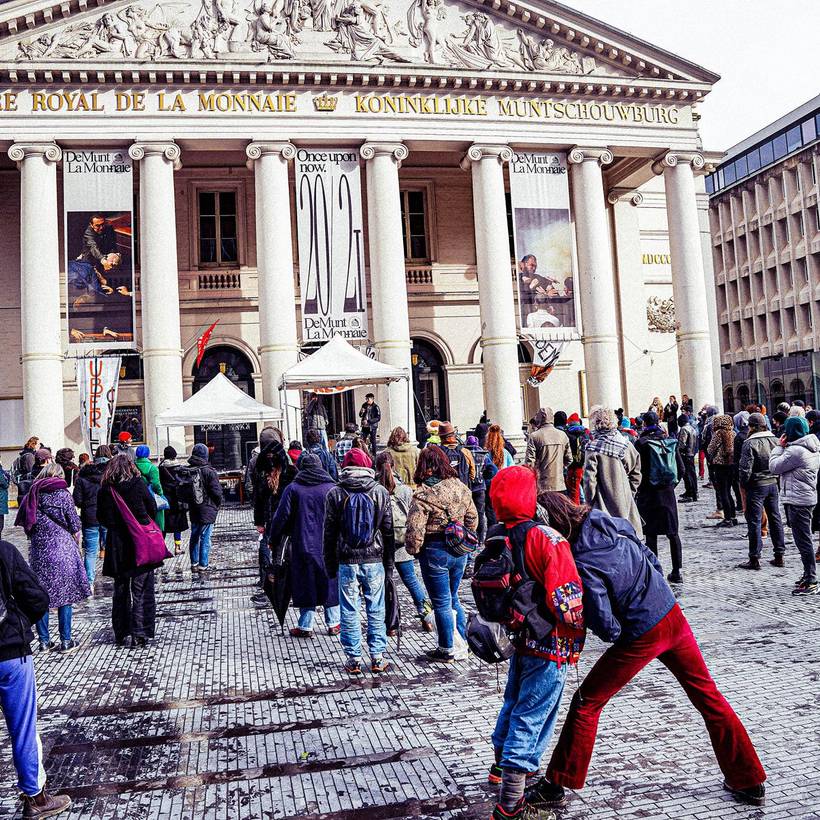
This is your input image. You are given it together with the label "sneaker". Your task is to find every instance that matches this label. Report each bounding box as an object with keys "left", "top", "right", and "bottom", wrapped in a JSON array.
[
  {"left": 706, "top": 511, "right": 724, "bottom": 520},
  {"left": 716, "top": 518, "right": 737, "bottom": 527},
  {"left": 792, "top": 581, "right": 819, "bottom": 596},
  {"left": 250, "top": 592, "right": 268, "bottom": 607},
  {"left": 794, "top": 575, "right": 807, "bottom": 587},
  {"left": 770, "top": 555, "right": 785, "bottom": 568},
  {"left": 722, "top": 780, "right": 765, "bottom": 807},
  {"left": 425, "top": 647, "right": 455, "bottom": 663},
  {"left": 132, "top": 637, "right": 147, "bottom": 648},
  {"left": 343, "top": 657, "right": 362, "bottom": 675},
  {"left": 191, "top": 564, "right": 201, "bottom": 571},
  {"left": 488, "top": 764, "right": 541, "bottom": 786},
  {"left": 327, "top": 624, "right": 341, "bottom": 636},
  {"left": 58, "top": 640, "right": 78, "bottom": 655},
  {"left": 491, "top": 798, "right": 554, "bottom": 820},
  {"left": 370, "top": 656, "right": 390, "bottom": 674},
  {"left": 452, "top": 645, "right": 469, "bottom": 662},
  {"left": 199, "top": 564, "right": 211, "bottom": 572},
  {"left": 667, "top": 571, "right": 683, "bottom": 584},
  {"left": 703, "top": 482, "right": 714, "bottom": 489},
  {"left": 737, "top": 558, "right": 761, "bottom": 570},
  {"left": 115, "top": 636, "right": 131, "bottom": 649},
  {"left": 21, "top": 786, "right": 71, "bottom": 818},
  {"left": 525, "top": 777, "right": 567, "bottom": 808},
  {"left": 289, "top": 627, "right": 313, "bottom": 639},
  {"left": 37, "top": 641, "right": 55, "bottom": 653}
]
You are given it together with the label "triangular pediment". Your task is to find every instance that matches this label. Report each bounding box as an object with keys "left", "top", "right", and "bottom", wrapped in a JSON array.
[{"left": 0, "top": 0, "right": 718, "bottom": 89}]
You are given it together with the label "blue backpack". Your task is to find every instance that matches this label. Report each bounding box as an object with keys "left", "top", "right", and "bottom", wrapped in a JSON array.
[
  {"left": 646, "top": 438, "right": 678, "bottom": 486},
  {"left": 342, "top": 489, "right": 376, "bottom": 550}
]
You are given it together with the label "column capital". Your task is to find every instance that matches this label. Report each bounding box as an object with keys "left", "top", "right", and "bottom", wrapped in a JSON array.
[
  {"left": 360, "top": 142, "right": 408, "bottom": 165},
  {"left": 568, "top": 146, "right": 613, "bottom": 166},
  {"left": 607, "top": 187, "right": 644, "bottom": 206},
  {"left": 8, "top": 142, "right": 62, "bottom": 167},
  {"left": 245, "top": 141, "right": 296, "bottom": 167},
  {"left": 652, "top": 151, "right": 705, "bottom": 175},
  {"left": 129, "top": 141, "right": 182, "bottom": 170},
  {"left": 459, "top": 144, "right": 513, "bottom": 170}
]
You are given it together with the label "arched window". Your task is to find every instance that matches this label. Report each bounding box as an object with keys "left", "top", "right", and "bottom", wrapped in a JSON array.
[
  {"left": 411, "top": 338, "right": 448, "bottom": 443},
  {"left": 736, "top": 384, "right": 751, "bottom": 409},
  {"left": 769, "top": 380, "right": 785, "bottom": 409},
  {"left": 723, "top": 386, "right": 735, "bottom": 414},
  {"left": 789, "top": 379, "right": 806, "bottom": 405}
]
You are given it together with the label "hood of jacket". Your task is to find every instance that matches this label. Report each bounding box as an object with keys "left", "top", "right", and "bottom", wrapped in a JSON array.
[
  {"left": 188, "top": 454, "right": 210, "bottom": 468},
  {"left": 78, "top": 461, "right": 107, "bottom": 482},
  {"left": 789, "top": 434, "right": 820, "bottom": 453},
  {"left": 489, "top": 465, "right": 536, "bottom": 526},
  {"left": 712, "top": 414, "right": 733, "bottom": 431},
  {"left": 339, "top": 466, "right": 376, "bottom": 491},
  {"left": 391, "top": 442, "right": 415, "bottom": 453},
  {"left": 574, "top": 508, "right": 630, "bottom": 557}
]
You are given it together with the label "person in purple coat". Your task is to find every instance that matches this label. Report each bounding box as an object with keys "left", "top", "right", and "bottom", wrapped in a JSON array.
[
  {"left": 267, "top": 452, "right": 340, "bottom": 638},
  {"left": 14, "top": 463, "right": 91, "bottom": 654}
]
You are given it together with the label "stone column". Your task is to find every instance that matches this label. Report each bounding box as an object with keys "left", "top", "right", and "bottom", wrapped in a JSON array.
[
  {"left": 8, "top": 143, "right": 65, "bottom": 450},
  {"left": 246, "top": 142, "right": 300, "bottom": 436},
  {"left": 460, "top": 144, "right": 524, "bottom": 449},
  {"left": 607, "top": 188, "right": 653, "bottom": 410},
  {"left": 129, "top": 142, "right": 185, "bottom": 452},
  {"left": 360, "top": 142, "right": 414, "bottom": 437},
  {"left": 568, "top": 147, "right": 623, "bottom": 409},
  {"left": 654, "top": 151, "right": 716, "bottom": 411}
]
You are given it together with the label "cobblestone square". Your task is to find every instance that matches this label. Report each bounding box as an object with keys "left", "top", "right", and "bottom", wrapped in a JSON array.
[{"left": 1, "top": 497, "right": 818, "bottom": 820}]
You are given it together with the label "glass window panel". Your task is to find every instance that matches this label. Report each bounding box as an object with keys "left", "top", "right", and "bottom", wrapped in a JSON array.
[
  {"left": 410, "top": 235, "right": 427, "bottom": 259},
  {"left": 759, "top": 141, "right": 774, "bottom": 166},
  {"left": 747, "top": 149, "right": 761, "bottom": 173},
  {"left": 199, "top": 191, "right": 216, "bottom": 215},
  {"left": 717, "top": 168, "right": 724, "bottom": 188},
  {"left": 408, "top": 213, "right": 425, "bottom": 235},
  {"left": 816, "top": 113, "right": 820, "bottom": 136},
  {"left": 786, "top": 125, "right": 802, "bottom": 152},
  {"left": 705, "top": 175, "right": 715, "bottom": 194},
  {"left": 219, "top": 191, "right": 236, "bottom": 215},
  {"left": 200, "top": 238, "right": 216, "bottom": 263},
  {"left": 735, "top": 155, "right": 748, "bottom": 178},
  {"left": 802, "top": 117, "right": 817, "bottom": 144},
  {"left": 220, "top": 237, "right": 238, "bottom": 262},
  {"left": 773, "top": 133, "right": 787, "bottom": 159},
  {"left": 723, "top": 162, "right": 736, "bottom": 184},
  {"left": 220, "top": 215, "right": 237, "bottom": 239},
  {"left": 407, "top": 190, "right": 425, "bottom": 212},
  {"left": 200, "top": 215, "right": 216, "bottom": 238}
]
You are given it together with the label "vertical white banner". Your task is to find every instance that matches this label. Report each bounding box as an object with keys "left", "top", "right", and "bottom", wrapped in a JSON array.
[
  {"left": 295, "top": 148, "right": 368, "bottom": 343},
  {"left": 63, "top": 148, "right": 136, "bottom": 349},
  {"left": 77, "top": 357, "right": 122, "bottom": 454},
  {"left": 509, "top": 151, "right": 579, "bottom": 341}
]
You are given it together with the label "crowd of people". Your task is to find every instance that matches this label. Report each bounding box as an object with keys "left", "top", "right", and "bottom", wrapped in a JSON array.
[{"left": 2, "top": 391, "right": 818, "bottom": 817}]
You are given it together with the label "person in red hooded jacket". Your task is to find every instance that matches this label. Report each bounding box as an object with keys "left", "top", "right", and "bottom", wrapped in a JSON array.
[{"left": 486, "top": 466, "right": 586, "bottom": 820}]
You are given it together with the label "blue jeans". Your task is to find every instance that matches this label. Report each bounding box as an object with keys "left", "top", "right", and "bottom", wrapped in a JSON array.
[
  {"left": 0, "top": 656, "right": 46, "bottom": 796},
  {"left": 419, "top": 542, "right": 467, "bottom": 651},
  {"left": 395, "top": 559, "right": 429, "bottom": 615},
  {"left": 338, "top": 562, "right": 387, "bottom": 660},
  {"left": 744, "top": 483, "right": 785, "bottom": 558},
  {"left": 82, "top": 525, "right": 106, "bottom": 584},
  {"left": 491, "top": 653, "right": 569, "bottom": 773},
  {"left": 298, "top": 606, "right": 341, "bottom": 631},
  {"left": 36, "top": 606, "right": 72, "bottom": 644},
  {"left": 189, "top": 523, "right": 214, "bottom": 568}
]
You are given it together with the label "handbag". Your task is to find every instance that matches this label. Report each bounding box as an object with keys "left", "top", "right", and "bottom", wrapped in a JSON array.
[
  {"left": 150, "top": 488, "right": 170, "bottom": 511},
  {"left": 427, "top": 500, "right": 479, "bottom": 557},
  {"left": 110, "top": 488, "right": 171, "bottom": 568}
]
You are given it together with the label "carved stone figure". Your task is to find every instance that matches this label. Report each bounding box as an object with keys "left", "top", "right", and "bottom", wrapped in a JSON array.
[
  {"left": 647, "top": 296, "right": 677, "bottom": 333},
  {"left": 247, "top": 0, "right": 295, "bottom": 59},
  {"left": 120, "top": 6, "right": 170, "bottom": 60},
  {"left": 74, "top": 13, "right": 132, "bottom": 57},
  {"left": 310, "top": 0, "right": 333, "bottom": 32},
  {"left": 407, "top": 0, "right": 446, "bottom": 63},
  {"left": 445, "top": 12, "right": 514, "bottom": 71},
  {"left": 327, "top": 0, "right": 405, "bottom": 63},
  {"left": 515, "top": 31, "right": 589, "bottom": 74}
]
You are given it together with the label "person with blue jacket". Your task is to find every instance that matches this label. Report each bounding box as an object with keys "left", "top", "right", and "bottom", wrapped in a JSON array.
[{"left": 522, "top": 493, "right": 767, "bottom": 812}]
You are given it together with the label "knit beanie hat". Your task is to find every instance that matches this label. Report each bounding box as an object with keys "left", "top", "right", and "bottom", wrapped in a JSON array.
[
  {"left": 192, "top": 443, "right": 209, "bottom": 460},
  {"left": 642, "top": 411, "right": 659, "bottom": 427},
  {"left": 343, "top": 448, "right": 372, "bottom": 468},
  {"left": 163, "top": 446, "right": 177, "bottom": 460},
  {"left": 552, "top": 410, "right": 566, "bottom": 427},
  {"left": 567, "top": 413, "right": 581, "bottom": 424},
  {"left": 118, "top": 431, "right": 132, "bottom": 443},
  {"left": 733, "top": 411, "right": 750, "bottom": 431},
  {"left": 784, "top": 416, "right": 810, "bottom": 442},
  {"left": 748, "top": 412, "right": 767, "bottom": 429},
  {"left": 466, "top": 435, "right": 478, "bottom": 446},
  {"left": 135, "top": 445, "right": 150, "bottom": 459}
]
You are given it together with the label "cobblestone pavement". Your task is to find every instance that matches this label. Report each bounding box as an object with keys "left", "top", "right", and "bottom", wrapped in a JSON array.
[{"left": 1, "top": 493, "right": 819, "bottom": 820}]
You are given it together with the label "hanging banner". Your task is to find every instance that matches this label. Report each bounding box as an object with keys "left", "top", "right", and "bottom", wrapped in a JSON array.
[
  {"left": 63, "top": 148, "right": 136, "bottom": 349},
  {"left": 526, "top": 339, "right": 567, "bottom": 387},
  {"left": 77, "top": 357, "right": 122, "bottom": 454},
  {"left": 295, "top": 148, "right": 368, "bottom": 343},
  {"left": 509, "top": 151, "right": 579, "bottom": 341}
]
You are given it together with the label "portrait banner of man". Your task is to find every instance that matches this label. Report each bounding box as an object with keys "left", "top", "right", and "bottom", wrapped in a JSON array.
[
  {"left": 63, "top": 148, "right": 136, "bottom": 349},
  {"left": 509, "top": 151, "right": 579, "bottom": 342}
]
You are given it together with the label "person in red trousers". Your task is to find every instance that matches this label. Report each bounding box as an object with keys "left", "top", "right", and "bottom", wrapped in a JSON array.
[{"left": 523, "top": 492, "right": 767, "bottom": 811}]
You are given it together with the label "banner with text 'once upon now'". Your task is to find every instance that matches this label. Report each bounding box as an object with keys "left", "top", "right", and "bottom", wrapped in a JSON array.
[
  {"left": 295, "top": 148, "right": 368, "bottom": 344},
  {"left": 63, "top": 148, "right": 136, "bottom": 350}
]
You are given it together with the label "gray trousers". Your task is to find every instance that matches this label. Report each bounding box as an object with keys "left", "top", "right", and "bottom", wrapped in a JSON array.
[{"left": 785, "top": 504, "right": 816, "bottom": 583}]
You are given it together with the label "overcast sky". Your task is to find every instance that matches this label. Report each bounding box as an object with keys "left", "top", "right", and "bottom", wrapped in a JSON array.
[{"left": 570, "top": 0, "right": 820, "bottom": 152}]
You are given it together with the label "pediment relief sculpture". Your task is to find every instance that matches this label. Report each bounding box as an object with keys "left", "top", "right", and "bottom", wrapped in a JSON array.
[
  {"left": 647, "top": 296, "right": 677, "bottom": 334},
  {"left": 8, "top": 0, "right": 617, "bottom": 74}
]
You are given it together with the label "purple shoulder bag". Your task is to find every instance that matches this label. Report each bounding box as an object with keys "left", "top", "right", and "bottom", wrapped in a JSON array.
[{"left": 110, "top": 488, "right": 171, "bottom": 567}]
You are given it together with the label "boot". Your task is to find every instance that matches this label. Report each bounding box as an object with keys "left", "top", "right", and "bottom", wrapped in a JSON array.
[
  {"left": 737, "top": 558, "right": 761, "bottom": 570},
  {"left": 770, "top": 554, "right": 785, "bottom": 568},
  {"left": 21, "top": 788, "right": 71, "bottom": 818}
]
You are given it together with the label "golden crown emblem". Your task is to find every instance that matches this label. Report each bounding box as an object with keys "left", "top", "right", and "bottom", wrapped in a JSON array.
[{"left": 313, "top": 94, "right": 338, "bottom": 112}]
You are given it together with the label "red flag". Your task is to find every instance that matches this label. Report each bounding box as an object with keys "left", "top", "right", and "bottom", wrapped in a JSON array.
[{"left": 195, "top": 320, "right": 219, "bottom": 368}]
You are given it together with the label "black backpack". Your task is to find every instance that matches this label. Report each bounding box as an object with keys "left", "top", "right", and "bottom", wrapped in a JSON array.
[
  {"left": 466, "top": 445, "right": 489, "bottom": 492},
  {"left": 437, "top": 444, "right": 471, "bottom": 487},
  {"left": 471, "top": 523, "right": 554, "bottom": 643},
  {"left": 176, "top": 466, "right": 205, "bottom": 506}
]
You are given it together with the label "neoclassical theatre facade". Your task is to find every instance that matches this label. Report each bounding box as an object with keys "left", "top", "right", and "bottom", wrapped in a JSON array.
[{"left": 0, "top": 0, "right": 723, "bottom": 465}]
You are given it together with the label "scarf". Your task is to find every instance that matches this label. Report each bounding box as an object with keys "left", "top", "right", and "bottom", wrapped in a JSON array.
[
  {"left": 587, "top": 429, "right": 628, "bottom": 460},
  {"left": 15, "top": 477, "right": 68, "bottom": 535},
  {"left": 423, "top": 476, "right": 442, "bottom": 487}
]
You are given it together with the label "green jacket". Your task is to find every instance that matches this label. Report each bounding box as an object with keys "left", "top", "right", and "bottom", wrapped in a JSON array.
[{"left": 135, "top": 457, "right": 165, "bottom": 530}]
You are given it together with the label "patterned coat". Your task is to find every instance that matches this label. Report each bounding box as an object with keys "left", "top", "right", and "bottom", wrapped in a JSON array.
[{"left": 28, "top": 487, "right": 90, "bottom": 608}]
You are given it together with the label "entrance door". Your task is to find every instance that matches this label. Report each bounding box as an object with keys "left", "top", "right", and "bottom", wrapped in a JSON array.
[
  {"left": 193, "top": 346, "right": 256, "bottom": 470},
  {"left": 411, "top": 339, "right": 448, "bottom": 442}
]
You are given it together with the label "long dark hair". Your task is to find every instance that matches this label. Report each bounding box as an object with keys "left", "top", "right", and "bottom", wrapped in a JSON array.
[
  {"left": 387, "top": 426, "right": 409, "bottom": 448},
  {"left": 374, "top": 451, "right": 396, "bottom": 494},
  {"left": 537, "top": 491, "right": 590, "bottom": 544},
  {"left": 413, "top": 446, "right": 457, "bottom": 485},
  {"left": 101, "top": 454, "right": 140, "bottom": 486}
]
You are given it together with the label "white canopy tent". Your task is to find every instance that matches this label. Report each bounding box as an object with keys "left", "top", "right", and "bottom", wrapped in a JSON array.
[
  {"left": 278, "top": 336, "right": 410, "bottom": 440},
  {"left": 154, "top": 372, "right": 282, "bottom": 427}
]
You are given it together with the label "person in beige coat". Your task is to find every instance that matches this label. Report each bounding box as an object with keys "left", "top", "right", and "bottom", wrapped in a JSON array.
[
  {"left": 525, "top": 407, "right": 571, "bottom": 493},
  {"left": 583, "top": 406, "right": 643, "bottom": 538},
  {"left": 386, "top": 426, "right": 418, "bottom": 486}
]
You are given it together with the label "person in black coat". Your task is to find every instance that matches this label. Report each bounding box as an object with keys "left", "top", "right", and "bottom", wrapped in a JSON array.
[
  {"left": 96, "top": 455, "right": 159, "bottom": 647},
  {"left": 72, "top": 444, "right": 111, "bottom": 587},
  {"left": 187, "top": 444, "right": 223, "bottom": 572},
  {"left": 158, "top": 446, "right": 189, "bottom": 555}
]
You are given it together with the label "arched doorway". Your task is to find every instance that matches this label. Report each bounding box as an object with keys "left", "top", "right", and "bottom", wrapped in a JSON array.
[
  {"left": 193, "top": 346, "right": 256, "bottom": 470},
  {"left": 411, "top": 339, "right": 448, "bottom": 442}
]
